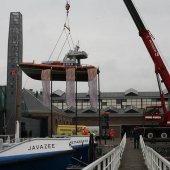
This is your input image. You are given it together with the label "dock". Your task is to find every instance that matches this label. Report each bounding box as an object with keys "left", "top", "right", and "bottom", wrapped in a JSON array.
[
  {"left": 96, "top": 138, "right": 148, "bottom": 170},
  {"left": 83, "top": 135, "right": 170, "bottom": 170},
  {"left": 118, "top": 138, "right": 147, "bottom": 170}
]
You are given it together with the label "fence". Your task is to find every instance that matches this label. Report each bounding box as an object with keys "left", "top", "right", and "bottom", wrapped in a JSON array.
[
  {"left": 140, "top": 135, "right": 170, "bottom": 170},
  {"left": 82, "top": 134, "right": 126, "bottom": 170}
]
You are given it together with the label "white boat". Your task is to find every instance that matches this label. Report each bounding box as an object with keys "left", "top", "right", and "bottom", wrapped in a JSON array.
[
  {"left": 0, "top": 121, "right": 74, "bottom": 170},
  {"left": 0, "top": 137, "right": 73, "bottom": 170}
]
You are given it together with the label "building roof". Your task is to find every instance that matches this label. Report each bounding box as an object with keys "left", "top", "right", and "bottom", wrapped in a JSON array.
[
  {"left": 22, "top": 89, "right": 72, "bottom": 118},
  {"left": 22, "top": 88, "right": 50, "bottom": 114},
  {"left": 52, "top": 90, "right": 169, "bottom": 100},
  {"left": 103, "top": 106, "right": 118, "bottom": 113},
  {"left": 125, "top": 88, "right": 138, "bottom": 96},
  {"left": 53, "top": 89, "right": 65, "bottom": 97}
]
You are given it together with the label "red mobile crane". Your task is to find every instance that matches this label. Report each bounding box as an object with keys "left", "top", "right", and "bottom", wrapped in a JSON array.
[{"left": 123, "top": 0, "right": 170, "bottom": 139}]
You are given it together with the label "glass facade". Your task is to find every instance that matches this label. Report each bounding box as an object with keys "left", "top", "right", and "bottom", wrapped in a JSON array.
[
  {"left": 54, "top": 100, "right": 91, "bottom": 110},
  {"left": 52, "top": 91, "right": 170, "bottom": 111},
  {"left": 100, "top": 98, "right": 169, "bottom": 109}
]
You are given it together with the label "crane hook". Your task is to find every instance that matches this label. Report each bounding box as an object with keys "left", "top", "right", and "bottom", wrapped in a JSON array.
[{"left": 65, "top": 2, "right": 70, "bottom": 15}]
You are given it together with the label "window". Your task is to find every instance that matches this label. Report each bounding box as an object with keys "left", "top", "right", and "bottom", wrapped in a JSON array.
[
  {"left": 122, "top": 99, "right": 127, "bottom": 102},
  {"left": 102, "top": 102, "right": 107, "bottom": 106},
  {"left": 116, "top": 99, "right": 121, "bottom": 104}
]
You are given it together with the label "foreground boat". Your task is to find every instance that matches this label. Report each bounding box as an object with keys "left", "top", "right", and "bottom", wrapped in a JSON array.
[
  {"left": 70, "top": 136, "right": 90, "bottom": 165},
  {"left": 0, "top": 138, "right": 73, "bottom": 170},
  {"left": 68, "top": 135, "right": 96, "bottom": 167}
]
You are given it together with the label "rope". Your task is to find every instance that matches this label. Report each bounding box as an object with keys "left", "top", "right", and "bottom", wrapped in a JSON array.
[
  {"left": 47, "top": 27, "right": 65, "bottom": 62},
  {"left": 64, "top": 29, "right": 71, "bottom": 50},
  {"left": 5, "top": 109, "right": 15, "bottom": 129},
  {"left": 71, "top": 157, "right": 88, "bottom": 166},
  {"left": 47, "top": 2, "right": 73, "bottom": 62},
  {"left": 66, "top": 17, "right": 74, "bottom": 48},
  {"left": 69, "top": 32, "right": 75, "bottom": 49},
  {"left": 23, "top": 76, "right": 29, "bottom": 89},
  {"left": 57, "top": 31, "right": 70, "bottom": 60},
  {"left": 24, "top": 1, "right": 74, "bottom": 89}
]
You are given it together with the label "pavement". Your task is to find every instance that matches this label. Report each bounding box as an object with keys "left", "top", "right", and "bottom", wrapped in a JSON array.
[
  {"left": 96, "top": 137, "right": 121, "bottom": 146},
  {"left": 118, "top": 138, "right": 148, "bottom": 170},
  {"left": 95, "top": 138, "right": 121, "bottom": 159}
]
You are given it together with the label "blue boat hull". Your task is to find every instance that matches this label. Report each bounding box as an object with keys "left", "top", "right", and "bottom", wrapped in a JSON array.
[
  {"left": 72, "top": 145, "right": 89, "bottom": 164},
  {"left": 0, "top": 150, "right": 73, "bottom": 170}
]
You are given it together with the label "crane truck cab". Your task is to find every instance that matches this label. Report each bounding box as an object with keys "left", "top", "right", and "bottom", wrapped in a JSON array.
[{"left": 144, "top": 106, "right": 163, "bottom": 121}]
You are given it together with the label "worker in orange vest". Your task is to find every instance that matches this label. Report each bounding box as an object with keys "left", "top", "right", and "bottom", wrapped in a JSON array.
[
  {"left": 109, "top": 129, "right": 115, "bottom": 141},
  {"left": 83, "top": 127, "right": 88, "bottom": 135}
]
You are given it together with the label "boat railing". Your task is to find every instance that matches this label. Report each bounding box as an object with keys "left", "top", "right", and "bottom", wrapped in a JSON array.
[
  {"left": 82, "top": 133, "right": 126, "bottom": 170},
  {"left": 0, "top": 135, "right": 14, "bottom": 143},
  {"left": 140, "top": 135, "right": 170, "bottom": 170},
  {"left": 0, "top": 135, "right": 34, "bottom": 145}
]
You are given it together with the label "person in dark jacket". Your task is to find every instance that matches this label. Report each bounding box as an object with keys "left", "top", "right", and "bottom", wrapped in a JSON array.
[{"left": 133, "top": 127, "right": 141, "bottom": 149}]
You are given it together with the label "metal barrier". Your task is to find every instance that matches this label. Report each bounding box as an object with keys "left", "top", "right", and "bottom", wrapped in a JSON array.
[
  {"left": 82, "top": 134, "right": 126, "bottom": 170},
  {"left": 140, "top": 135, "right": 170, "bottom": 170}
]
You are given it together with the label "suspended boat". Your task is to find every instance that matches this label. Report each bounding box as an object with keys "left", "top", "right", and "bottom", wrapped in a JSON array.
[{"left": 19, "top": 48, "right": 98, "bottom": 82}]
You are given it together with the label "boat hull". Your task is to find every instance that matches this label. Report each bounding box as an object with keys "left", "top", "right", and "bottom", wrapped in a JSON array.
[
  {"left": 19, "top": 63, "right": 98, "bottom": 81},
  {"left": 0, "top": 150, "right": 73, "bottom": 170},
  {"left": 69, "top": 136, "right": 97, "bottom": 166},
  {"left": 0, "top": 138, "right": 73, "bottom": 170}
]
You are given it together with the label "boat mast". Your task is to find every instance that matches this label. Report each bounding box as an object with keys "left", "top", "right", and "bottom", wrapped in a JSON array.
[
  {"left": 15, "top": 65, "right": 20, "bottom": 142},
  {"left": 50, "top": 67, "right": 53, "bottom": 137}
]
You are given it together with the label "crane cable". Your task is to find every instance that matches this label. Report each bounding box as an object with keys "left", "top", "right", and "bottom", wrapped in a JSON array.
[
  {"left": 48, "top": 0, "right": 74, "bottom": 62},
  {"left": 57, "top": 30, "right": 71, "bottom": 60},
  {"left": 47, "top": 27, "right": 65, "bottom": 62},
  {"left": 24, "top": 1, "right": 74, "bottom": 89},
  {"left": 65, "top": 0, "right": 74, "bottom": 48}
]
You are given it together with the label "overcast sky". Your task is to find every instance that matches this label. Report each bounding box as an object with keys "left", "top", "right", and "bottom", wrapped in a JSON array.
[{"left": 1, "top": 0, "right": 170, "bottom": 93}]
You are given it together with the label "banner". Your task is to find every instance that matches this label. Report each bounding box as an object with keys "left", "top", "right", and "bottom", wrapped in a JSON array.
[
  {"left": 66, "top": 68, "right": 75, "bottom": 109},
  {"left": 41, "top": 69, "right": 51, "bottom": 107},
  {"left": 88, "top": 68, "right": 98, "bottom": 110}
]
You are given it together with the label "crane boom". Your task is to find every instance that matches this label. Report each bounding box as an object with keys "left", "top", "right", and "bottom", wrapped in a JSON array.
[
  {"left": 123, "top": 0, "right": 170, "bottom": 94},
  {"left": 123, "top": 0, "right": 170, "bottom": 129}
]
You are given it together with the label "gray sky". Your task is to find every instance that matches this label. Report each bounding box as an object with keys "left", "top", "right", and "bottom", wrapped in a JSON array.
[{"left": 1, "top": 0, "right": 170, "bottom": 92}]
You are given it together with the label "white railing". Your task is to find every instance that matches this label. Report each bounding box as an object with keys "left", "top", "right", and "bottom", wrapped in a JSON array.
[
  {"left": 140, "top": 135, "right": 170, "bottom": 170},
  {"left": 82, "top": 134, "right": 126, "bottom": 170}
]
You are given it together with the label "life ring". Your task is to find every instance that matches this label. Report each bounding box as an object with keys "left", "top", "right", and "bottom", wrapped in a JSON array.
[
  {"left": 147, "top": 132, "right": 154, "bottom": 139},
  {"left": 161, "top": 132, "right": 167, "bottom": 139}
]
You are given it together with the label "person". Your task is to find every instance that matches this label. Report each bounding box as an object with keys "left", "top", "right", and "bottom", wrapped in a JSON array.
[
  {"left": 83, "top": 127, "right": 88, "bottom": 135},
  {"left": 133, "top": 127, "right": 140, "bottom": 149},
  {"left": 72, "top": 129, "right": 76, "bottom": 135},
  {"left": 121, "top": 128, "right": 124, "bottom": 139},
  {"left": 109, "top": 129, "right": 115, "bottom": 141},
  {"left": 28, "top": 130, "right": 32, "bottom": 138}
]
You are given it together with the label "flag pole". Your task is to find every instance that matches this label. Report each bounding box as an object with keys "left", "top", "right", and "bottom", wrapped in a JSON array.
[
  {"left": 50, "top": 67, "right": 53, "bottom": 137},
  {"left": 75, "top": 68, "right": 78, "bottom": 135}
]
